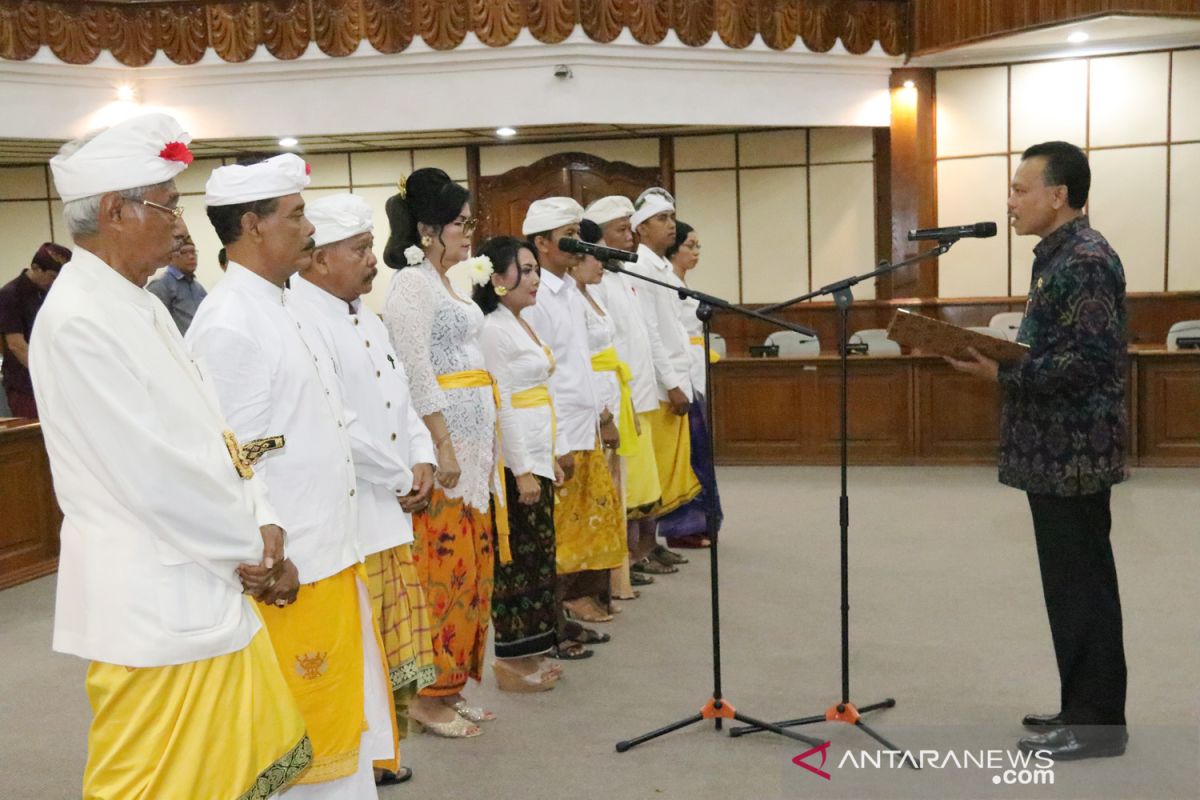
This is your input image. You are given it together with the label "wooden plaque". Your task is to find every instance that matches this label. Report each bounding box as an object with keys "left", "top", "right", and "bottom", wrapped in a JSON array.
[{"left": 886, "top": 308, "right": 1029, "bottom": 363}]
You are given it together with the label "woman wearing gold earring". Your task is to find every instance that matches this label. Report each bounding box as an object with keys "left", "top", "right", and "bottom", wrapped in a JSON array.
[
  {"left": 381, "top": 168, "right": 496, "bottom": 737},
  {"left": 473, "top": 236, "right": 570, "bottom": 690}
]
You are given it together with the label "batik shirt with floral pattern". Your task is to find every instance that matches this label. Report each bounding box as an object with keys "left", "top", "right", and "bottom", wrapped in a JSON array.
[{"left": 998, "top": 216, "right": 1128, "bottom": 496}]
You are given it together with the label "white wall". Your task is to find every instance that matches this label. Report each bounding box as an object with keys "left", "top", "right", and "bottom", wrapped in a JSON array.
[{"left": 934, "top": 47, "right": 1199, "bottom": 296}]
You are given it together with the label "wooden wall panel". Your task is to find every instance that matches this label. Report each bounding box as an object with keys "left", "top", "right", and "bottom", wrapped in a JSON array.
[
  {"left": 1137, "top": 352, "right": 1200, "bottom": 465},
  {"left": 0, "top": 423, "right": 61, "bottom": 589},
  {"left": 0, "top": 0, "right": 907, "bottom": 65},
  {"left": 912, "top": 0, "right": 1200, "bottom": 56},
  {"left": 712, "top": 352, "right": 1200, "bottom": 466},
  {"left": 916, "top": 362, "right": 1000, "bottom": 462},
  {"left": 713, "top": 293, "right": 1200, "bottom": 357}
]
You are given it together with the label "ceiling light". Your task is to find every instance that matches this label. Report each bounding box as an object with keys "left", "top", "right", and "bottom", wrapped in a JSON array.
[
  {"left": 1067, "top": 31, "right": 1089, "bottom": 44},
  {"left": 115, "top": 84, "right": 136, "bottom": 102},
  {"left": 496, "top": 127, "right": 517, "bottom": 138},
  {"left": 902, "top": 80, "right": 915, "bottom": 90},
  {"left": 278, "top": 136, "right": 299, "bottom": 148}
]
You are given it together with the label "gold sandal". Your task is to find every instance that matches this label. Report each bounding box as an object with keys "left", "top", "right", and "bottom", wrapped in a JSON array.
[{"left": 411, "top": 716, "right": 482, "bottom": 738}]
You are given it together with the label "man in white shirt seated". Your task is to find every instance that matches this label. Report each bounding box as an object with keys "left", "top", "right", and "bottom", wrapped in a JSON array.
[
  {"left": 32, "top": 112, "right": 310, "bottom": 799},
  {"left": 188, "top": 157, "right": 396, "bottom": 798},
  {"left": 291, "top": 193, "right": 438, "bottom": 786}
]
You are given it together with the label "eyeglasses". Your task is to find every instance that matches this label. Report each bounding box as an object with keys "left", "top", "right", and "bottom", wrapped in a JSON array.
[
  {"left": 457, "top": 217, "right": 477, "bottom": 235},
  {"left": 142, "top": 199, "right": 185, "bottom": 219}
]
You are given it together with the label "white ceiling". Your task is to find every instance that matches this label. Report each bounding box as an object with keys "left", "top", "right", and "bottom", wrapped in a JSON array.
[{"left": 910, "top": 14, "right": 1200, "bottom": 67}]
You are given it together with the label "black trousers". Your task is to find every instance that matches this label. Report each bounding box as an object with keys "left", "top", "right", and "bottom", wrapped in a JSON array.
[{"left": 1027, "top": 490, "right": 1127, "bottom": 727}]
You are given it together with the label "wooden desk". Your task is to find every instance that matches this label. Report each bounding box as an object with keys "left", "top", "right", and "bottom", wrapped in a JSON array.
[
  {"left": 1135, "top": 350, "right": 1200, "bottom": 466},
  {"left": 0, "top": 421, "right": 61, "bottom": 589},
  {"left": 711, "top": 352, "right": 1195, "bottom": 466}
]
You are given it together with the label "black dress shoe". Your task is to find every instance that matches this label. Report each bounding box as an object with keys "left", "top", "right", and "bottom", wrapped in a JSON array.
[
  {"left": 1018, "top": 727, "right": 1128, "bottom": 761},
  {"left": 1022, "top": 711, "right": 1064, "bottom": 729},
  {"left": 376, "top": 765, "right": 413, "bottom": 785}
]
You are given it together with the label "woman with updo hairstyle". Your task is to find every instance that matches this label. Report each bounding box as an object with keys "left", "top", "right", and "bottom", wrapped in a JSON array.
[
  {"left": 381, "top": 168, "right": 497, "bottom": 736},
  {"left": 657, "top": 220, "right": 724, "bottom": 548},
  {"left": 473, "top": 236, "right": 568, "bottom": 690}
]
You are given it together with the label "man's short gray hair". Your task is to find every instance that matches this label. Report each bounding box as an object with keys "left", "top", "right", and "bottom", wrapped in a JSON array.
[{"left": 56, "top": 130, "right": 172, "bottom": 237}]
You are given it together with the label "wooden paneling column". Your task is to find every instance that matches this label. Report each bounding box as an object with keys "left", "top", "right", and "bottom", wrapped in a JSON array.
[
  {"left": 880, "top": 68, "right": 938, "bottom": 300},
  {"left": 0, "top": 421, "right": 61, "bottom": 589}
]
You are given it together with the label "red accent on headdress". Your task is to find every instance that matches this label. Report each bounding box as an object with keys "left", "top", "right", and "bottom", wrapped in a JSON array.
[
  {"left": 305, "top": 162, "right": 312, "bottom": 176},
  {"left": 159, "top": 141, "right": 194, "bottom": 165}
]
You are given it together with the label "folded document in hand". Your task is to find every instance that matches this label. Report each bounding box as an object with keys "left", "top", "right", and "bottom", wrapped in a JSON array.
[{"left": 886, "top": 309, "right": 1029, "bottom": 363}]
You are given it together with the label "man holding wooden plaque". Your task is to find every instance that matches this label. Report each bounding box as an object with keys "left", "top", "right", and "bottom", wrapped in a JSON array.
[{"left": 947, "top": 141, "right": 1130, "bottom": 762}]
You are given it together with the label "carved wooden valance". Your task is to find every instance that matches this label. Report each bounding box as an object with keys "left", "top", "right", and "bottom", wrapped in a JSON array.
[{"left": 0, "top": 1, "right": 907, "bottom": 67}]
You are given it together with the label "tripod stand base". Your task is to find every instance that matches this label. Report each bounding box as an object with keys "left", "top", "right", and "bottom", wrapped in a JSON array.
[
  {"left": 729, "top": 698, "right": 912, "bottom": 766},
  {"left": 616, "top": 697, "right": 825, "bottom": 753}
]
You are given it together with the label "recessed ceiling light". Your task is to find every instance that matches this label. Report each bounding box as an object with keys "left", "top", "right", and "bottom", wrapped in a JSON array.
[
  {"left": 1067, "top": 32, "right": 1089, "bottom": 44},
  {"left": 278, "top": 136, "right": 299, "bottom": 148},
  {"left": 496, "top": 127, "right": 517, "bottom": 138},
  {"left": 902, "top": 80, "right": 915, "bottom": 90},
  {"left": 115, "top": 84, "right": 136, "bottom": 102}
]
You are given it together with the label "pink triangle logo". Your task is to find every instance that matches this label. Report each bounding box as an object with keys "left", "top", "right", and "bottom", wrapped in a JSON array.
[{"left": 792, "top": 740, "right": 833, "bottom": 781}]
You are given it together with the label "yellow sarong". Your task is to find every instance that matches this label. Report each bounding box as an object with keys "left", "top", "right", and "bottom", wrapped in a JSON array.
[
  {"left": 645, "top": 402, "right": 702, "bottom": 517},
  {"left": 437, "top": 369, "right": 512, "bottom": 563},
  {"left": 590, "top": 346, "right": 639, "bottom": 457},
  {"left": 555, "top": 446, "right": 627, "bottom": 574},
  {"left": 624, "top": 411, "right": 663, "bottom": 511},
  {"left": 257, "top": 566, "right": 386, "bottom": 785},
  {"left": 83, "top": 626, "right": 311, "bottom": 800},
  {"left": 690, "top": 335, "right": 722, "bottom": 363}
]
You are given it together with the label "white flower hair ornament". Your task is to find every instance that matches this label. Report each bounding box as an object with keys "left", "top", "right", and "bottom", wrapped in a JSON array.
[
  {"left": 463, "top": 256, "right": 494, "bottom": 287},
  {"left": 404, "top": 244, "right": 425, "bottom": 266}
]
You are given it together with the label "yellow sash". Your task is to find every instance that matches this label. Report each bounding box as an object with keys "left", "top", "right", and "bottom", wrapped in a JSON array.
[
  {"left": 689, "top": 335, "right": 721, "bottom": 363},
  {"left": 511, "top": 384, "right": 558, "bottom": 461},
  {"left": 589, "top": 347, "right": 638, "bottom": 457},
  {"left": 436, "top": 369, "right": 511, "bottom": 564}
]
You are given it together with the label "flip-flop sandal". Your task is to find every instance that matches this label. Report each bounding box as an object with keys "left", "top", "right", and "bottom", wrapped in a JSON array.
[
  {"left": 632, "top": 557, "right": 678, "bottom": 575},
  {"left": 549, "top": 641, "right": 594, "bottom": 660},
  {"left": 630, "top": 573, "right": 655, "bottom": 586},
  {"left": 376, "top": 766, "right": 414, "bottom": 785},
  {"left": 564, "top": 599, "right": 614, "bottom": 623},
  {"left": 573, "top": 627, "right": 612, "bottom": 645},
  {"left": 652, "top": 545, "right": 689, "bottom": 565}
]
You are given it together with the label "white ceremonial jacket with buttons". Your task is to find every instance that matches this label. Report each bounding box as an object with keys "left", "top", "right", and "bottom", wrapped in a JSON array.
[
  {"left": 594, "top": 271, "right": 658, "bottom": 414},
  {"left": 30, "top": 248, "right": 276, "bottom": 667},
  {"left": 290, "top": 275, "right": 435, "bottom": 556},
  {"left": 523, "top": 269, "right": 600, "bottom": 453},
  {"left": 625, "top": 244, "right": 694, "bottom": 402},
  {"left": 187, "top": 262, "right": 360, "bottom": 585}
]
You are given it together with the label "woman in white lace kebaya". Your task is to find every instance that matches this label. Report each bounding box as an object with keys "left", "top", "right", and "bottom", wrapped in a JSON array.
[{"left": 381, "top": 168, "right": 496, "bottom": 738}]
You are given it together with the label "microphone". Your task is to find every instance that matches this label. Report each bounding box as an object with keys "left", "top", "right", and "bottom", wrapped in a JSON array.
[
  {"left": 907, "top": 222, "right": 997, "bottom": 241},
  {"left": 557, "top": 237, "right": 639, "bottom": 263}
]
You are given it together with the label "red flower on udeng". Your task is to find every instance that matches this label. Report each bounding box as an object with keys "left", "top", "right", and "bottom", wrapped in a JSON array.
[{"left": 159, "top": 141, "right": 194, "bottom": 165}]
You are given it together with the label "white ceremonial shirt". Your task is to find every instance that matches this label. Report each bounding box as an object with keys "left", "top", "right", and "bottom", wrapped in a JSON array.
[
  {"left": 187, "top": 262, "right": 360, "bottom": 585},
  {"left": 626, "top": 244, "right": 694, "bottom": 402},
  {"left": 594, "top": 272, "right": 658, "bottom": 414},
  {"left": 480, "top": 304, "right": 565, "bottom": 481},
  {"left": 30, "top": 248, "right": 276, "bottom": 667},
  {"left": 581, "top": 290, "right": 621, "bottom": 418},
  {"left": 290, "top": 276, "right": 435, "bottom": 556},
  {"left": 678, "top": 289, "right": 708, "bottom": 397},
  {"left": 523, "top": 269, "right": 600, "bottom": 452}
]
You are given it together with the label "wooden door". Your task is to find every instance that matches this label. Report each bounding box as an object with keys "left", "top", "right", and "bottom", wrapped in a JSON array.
[{"left": 475, "top": 152, "right": 662, "bottom": 243}]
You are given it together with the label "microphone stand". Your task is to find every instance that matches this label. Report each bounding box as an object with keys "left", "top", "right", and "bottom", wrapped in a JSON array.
[
  {"left": 604, "top": 260, "right": 825, "bottom": 753},
  {"left": 727, "top": 240, "right": 956, "bottom": 761}
]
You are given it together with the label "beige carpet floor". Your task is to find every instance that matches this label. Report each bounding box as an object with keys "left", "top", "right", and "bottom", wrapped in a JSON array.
[{"left": 1, "top": 466, "right": 1198, "bottom": 799}]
